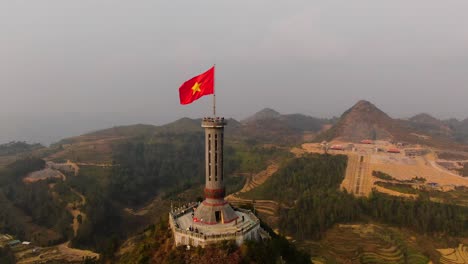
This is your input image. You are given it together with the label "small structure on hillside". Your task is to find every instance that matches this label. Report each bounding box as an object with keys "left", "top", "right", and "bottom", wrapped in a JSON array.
[
  {"left": 387, "top": 148, "right": 401, "bottom": 154},
  {"left": 169, "top": 117, "right": 267, "bottom": 248},
  {"left": 7, "top": 240, "right": 20, "bottom": 247},
  {"left": 330, "top": 144, "right": 345, "bottom": 151}
]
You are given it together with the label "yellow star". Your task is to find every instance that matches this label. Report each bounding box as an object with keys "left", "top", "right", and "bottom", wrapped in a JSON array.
[{"left": 191, "top": 82, "right": 201, "bottom": 95}]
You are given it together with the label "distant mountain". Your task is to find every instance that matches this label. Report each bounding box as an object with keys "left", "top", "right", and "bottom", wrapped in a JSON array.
[
  {"left": 0, "top": 141, "right": 44, "bottom": 156},
  {"left": 153, "top": 117, "right": 202, "bottom": 134},
  {"left": 403, "top": 114, "right": 468, "bottom": 144},
  {"left": 315, "top": 100, "right": 401, "bottom": 142},
  {"left": 405, "top": 113, "right": 453, "bottom": 138},
  {"left": 85, "top": 124, "right": 158, "bottom": 138},
  {"left": 51, "top": 104, "right": 467, "bottom": 151},
  {"left": 239, "top": 108, "right": 331, "bottom": 144},
  {"left": 49, "top": 108, "right": 331, "bottom": 162},
  {"left": 242, "top": 108, "right": 281, "bottom": 123},
  {"left": 445, "top": 118, "right": 468, "bottom": 144},
  {"left": 315, "top": 100, "right": 465, "bottom": 149},
  {"left": 243, "top": 108, "right": 329, "bottom": 131},
  {"left": 56, "top": 118, "right": 202, "bottom": 145}
]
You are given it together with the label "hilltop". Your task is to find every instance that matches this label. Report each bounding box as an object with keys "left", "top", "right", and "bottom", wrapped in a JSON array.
[
  {"left": 315, "top": 100, "right": 468, "bottom": 149},
  {"left": 48, "top": 109, "right": 330, "bottom": 164},
  {"left": 315, "top": 100, "right": 397, "bottom": 142}
]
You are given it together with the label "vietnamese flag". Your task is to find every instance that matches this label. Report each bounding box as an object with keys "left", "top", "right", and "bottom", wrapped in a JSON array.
[{"left": 179, "top": 66, "right": 214, "bottom": 105}]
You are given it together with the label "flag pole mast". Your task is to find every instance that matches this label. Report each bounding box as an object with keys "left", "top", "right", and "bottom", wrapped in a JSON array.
[{"left": 213, "top": 64, "right": 216, "bottom": 117}]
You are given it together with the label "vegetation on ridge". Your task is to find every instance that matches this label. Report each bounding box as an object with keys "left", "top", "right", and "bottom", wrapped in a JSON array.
[{"left": 243, "top": 154, "right": 468, "bottom": 242}]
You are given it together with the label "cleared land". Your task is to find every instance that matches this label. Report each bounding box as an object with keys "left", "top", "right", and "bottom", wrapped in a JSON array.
[
  {"left": 369, "top": 153, "right": 468, "bottom": 187},
  {"left": 302, "top": 142, "right": 468, "bottom": 197},
  {"left": 23, "top": 168, "right": 65, "bottom": 183}
]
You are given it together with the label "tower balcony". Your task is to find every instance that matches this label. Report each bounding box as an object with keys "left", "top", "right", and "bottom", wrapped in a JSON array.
[{"left": 202, "top": 117, "right": 226, "bottom": 128}]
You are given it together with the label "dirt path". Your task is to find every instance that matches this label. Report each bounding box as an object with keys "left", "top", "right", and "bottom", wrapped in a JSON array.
[
  {"left": 429, "top": 160, "right": 466, "bottom": 178},
  {"left": 226, "top": 161, "right": 279, "bottom": 200},
  {"left": 239, "top": 163, "right": 279, "bottom": 193},
  {"left": 66, "top": 188, "right": 87, "bottom": 237},
  {"left": 65, "top": 160, "right": 80, "bottom": 175},
  {"left": 226, "top": 161, "right": 281, "bottom": 226},
  {"left": 75, "top": 162, "right": 114, "bottom": 167},
  {"left": 23, "top": 169, "right": 66, "bottom": 183}
]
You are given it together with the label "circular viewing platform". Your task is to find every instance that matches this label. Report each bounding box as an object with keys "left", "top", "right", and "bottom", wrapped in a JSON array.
[
  {"left": 169, "top": 203, "right": 268, "bottom": 247},
  {"left": 202, "top": 117, "right": 226, "bottom": 128}
]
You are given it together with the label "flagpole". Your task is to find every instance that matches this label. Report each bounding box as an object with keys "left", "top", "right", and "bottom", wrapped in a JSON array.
[{"left": 213, "top": 64, "right": 216, "bottom": 117}]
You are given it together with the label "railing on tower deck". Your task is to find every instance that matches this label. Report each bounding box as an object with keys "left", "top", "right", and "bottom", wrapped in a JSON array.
[
  {"left": 170, "top": 202, "right": 198, "bottom": 219},
  {"left": 202, "top": 117, "right": 225, "bottom": 122},
  {"left": 169, "top": 206, "right": 261, "bottom": 241}
]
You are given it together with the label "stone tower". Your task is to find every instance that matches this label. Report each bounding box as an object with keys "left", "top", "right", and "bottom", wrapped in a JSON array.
[{"left": 193, "top": 117, "right": 238, "bottom": 224}]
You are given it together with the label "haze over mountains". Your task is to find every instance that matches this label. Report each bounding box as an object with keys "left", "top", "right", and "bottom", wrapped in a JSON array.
[
  {"left": 42, "top": 100, "right": 468, "bottom": 150},
  {"left": 3, "top": 100, "right": 468, "bottom": 146}
]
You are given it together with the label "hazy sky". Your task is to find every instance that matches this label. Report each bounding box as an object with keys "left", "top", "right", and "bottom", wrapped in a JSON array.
[{"left": 1, "top": 1, "right": 468, "bottom": 144}]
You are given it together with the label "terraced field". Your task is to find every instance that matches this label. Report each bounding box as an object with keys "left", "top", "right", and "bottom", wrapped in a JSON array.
[
  {"left": 438, "top": 244, "right": 468, "bottom": 264},
  {"left": 239, "top": 163, "right": 279, "bottom": 193},
  {"left": 226, "top": 162, "right": 281, "bottom": 226},
  {"left": 298, "top": 224, "right": 432, "bottom": 264}
]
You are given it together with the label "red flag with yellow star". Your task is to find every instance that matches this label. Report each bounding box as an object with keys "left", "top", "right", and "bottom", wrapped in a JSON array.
[{"left": 179, "top": 66, "right": 214, "bottom": 105}]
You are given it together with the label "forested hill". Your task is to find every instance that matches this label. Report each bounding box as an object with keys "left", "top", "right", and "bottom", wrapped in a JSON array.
[
  {"left": 243, "top": 154, "right": 467, "bottom": 241},
  {"left": 0, "top": 157, "right": 72, "bottom": 246},
  {"left": 52, "top": 108, "right": 330, "bottom": 148}
]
